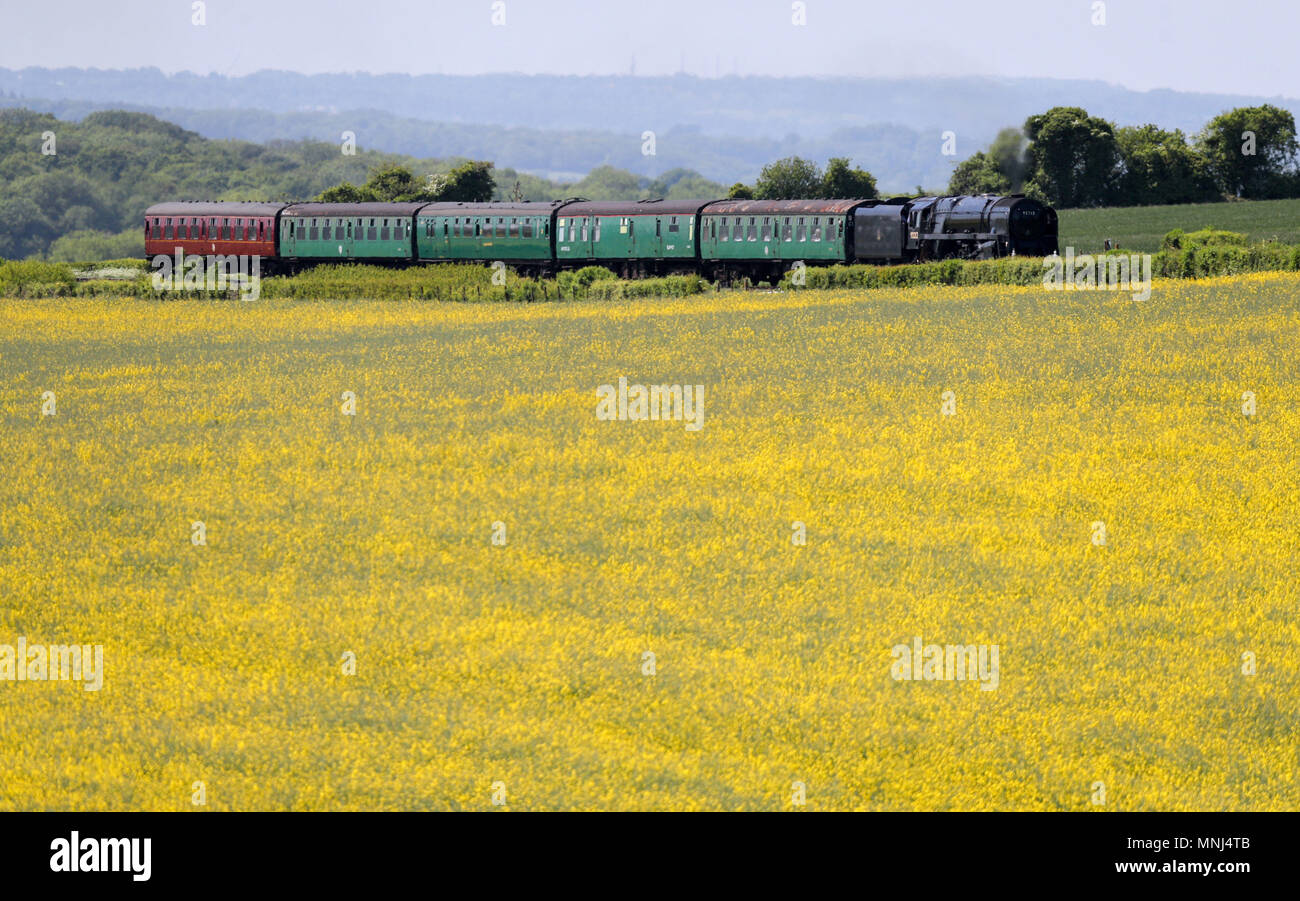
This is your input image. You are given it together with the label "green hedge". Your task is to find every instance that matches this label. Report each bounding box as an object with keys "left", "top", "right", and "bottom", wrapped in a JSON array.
[
  {"left": 0, "top": 259, "right": 76, "bottom": 296},
  {"left": 8, "top": 245, "right": 1300, "bottom": 301}
]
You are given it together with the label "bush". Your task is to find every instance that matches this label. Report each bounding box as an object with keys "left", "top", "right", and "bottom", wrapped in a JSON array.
[
  {"left": 0, "top": 259, "right": 76, "bottom": 296},
  {"left": 572, "top": 265, "right": 618, "bottom": 287},
  {"left": 48, "top": 228, "right": 145, "bottom": 263}
]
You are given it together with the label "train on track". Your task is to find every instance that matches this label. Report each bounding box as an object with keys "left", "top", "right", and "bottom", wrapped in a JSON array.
[{"left": 144, "top": 194, "right": 1058, "bottom": 280}]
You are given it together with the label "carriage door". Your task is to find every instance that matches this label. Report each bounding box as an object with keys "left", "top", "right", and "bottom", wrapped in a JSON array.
[{"left": 283, "top": 218, "right": 297, "bottom": 256}]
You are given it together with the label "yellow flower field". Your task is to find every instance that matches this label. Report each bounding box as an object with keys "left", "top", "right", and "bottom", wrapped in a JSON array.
[{"left": 0, "top": 272, "right": 1297, "bottom": 810}]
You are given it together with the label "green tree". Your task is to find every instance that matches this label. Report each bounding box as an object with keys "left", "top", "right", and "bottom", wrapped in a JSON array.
[
  {"left": 363, "top": 165, "right": 427, "bottom": 202},
  {"left": 566, "top": 165, "right": 642, "bottom": 200},
  {"left": 948, "top": 151, "right": 1010, "bottom": 195},
  {"left": 1195, "top": 105, "right": 1300, "bottom": 198},
  {"left": 1023, "top": 107, "right": 1122, "bottom": 207},
  {"left": 427, "top": 161, "right": 496, "bottom": 202},
  {"left": 316, "top": 181, "right": 374, "bottom": 202},
  {"left": 755, "top": 156, "right": 823, "bottom": 200},
  {"left": 821, "top": 157, "right": 877, "bottom": 198},
  {"left": 1115, "top": 125, "right": 1217, "bottom": 205},
  {"left": 727, "top": 182, "right": 755, "bottom": 199}
]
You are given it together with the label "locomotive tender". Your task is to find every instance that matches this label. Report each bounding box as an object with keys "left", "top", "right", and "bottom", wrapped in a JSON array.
[{"left": 144, "top": 194, "right": 1058, "bottom": 279}]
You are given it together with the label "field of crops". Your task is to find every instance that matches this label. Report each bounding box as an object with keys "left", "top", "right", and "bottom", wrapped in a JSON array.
[
  {"left": 1058, "top": 196, "right": 1300, "bottom": 253},
  {"left": 1, "top": 273, "right": 1297, "bottom": 810}
]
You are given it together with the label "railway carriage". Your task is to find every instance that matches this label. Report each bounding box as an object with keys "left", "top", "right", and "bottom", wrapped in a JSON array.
[
  {"left": 553, "top": 199, "right": 707, "bottom": 277},
  {"left": 278, "top": 202, "right": 426, "bottom": 264},
  {"left": 144, "top": 201, "right": 284, "bottom": 261},
  {"left": 699, "top": 198, "right": 868, "bottom": 280},
  {"left": 416, "top": 201, "right": 564, "bottom": 272}
]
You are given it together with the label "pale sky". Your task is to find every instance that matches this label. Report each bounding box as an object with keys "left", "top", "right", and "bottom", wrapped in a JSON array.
[{"left": 1, "top": 0, "right": 1295, "bottom": 98}]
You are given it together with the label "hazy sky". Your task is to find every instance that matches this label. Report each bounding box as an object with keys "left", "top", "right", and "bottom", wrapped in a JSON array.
[{"left": 1, "top": 0, "right": 1295, "bottom": 97}]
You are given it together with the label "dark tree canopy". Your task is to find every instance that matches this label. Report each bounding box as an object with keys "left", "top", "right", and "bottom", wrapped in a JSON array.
[
  {"left": 1023, "top": 107, "right": 1122, "bottom": 208},
  {"left": 1115, "top": 125, "right": 1217, "bottom": 205},
  {"left": 821, "top": 157, "right": 878, "bottom": 199},
  {"left": 1195, "top": 105, "right": 1300, "bottom": 199}
]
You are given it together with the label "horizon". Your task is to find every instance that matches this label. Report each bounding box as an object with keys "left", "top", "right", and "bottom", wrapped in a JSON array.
[
  {"left": 2, "top": 65, "right": 1297, "bottom": 103},
  {"left": 3, "top": 0, "right": 1298, "bottom": 96}
]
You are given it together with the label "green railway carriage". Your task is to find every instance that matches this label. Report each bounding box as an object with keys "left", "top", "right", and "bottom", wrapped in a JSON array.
[
  {"left": 415, "top": 201, "right": 563, "bottom": 266},
  {"left": 554, "top": 199, "right": 708, "bottom": 275},
  {"left": 699, "top": 199, "right": 870, "bottom": 278},
  {"left": 279, "top": 202, "right": 425, "bottom": 262}
]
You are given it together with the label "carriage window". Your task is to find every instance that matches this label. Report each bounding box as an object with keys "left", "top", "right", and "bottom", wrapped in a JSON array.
[
  {"left": 668, "top": 216, "right": 679, "bottom": 233},
  {"left": 542, "top": 221, "right": 549, "bottom": 237},
  {"left": 811, "top": 218, "right": 822, "bottom": 242},
  {"left": 797, "top": 217, "right": 807, "bottom": 241},
  {"left": 379, "top": 219, "right": 390, "bottom": 241},
  {"left": 761, "top": 217, "right": 771, "bottom": 241},
  {"left": 579, "top": 218, "right": 588, "bottom": 242},
  {"left": 593, "top": 218, "right": 601, "bottom": 241},
  {"left": 747, "top": 217, "right": 758, "bottom": 241},
  {"left": 732, "top": 219, "right": 743, "bottom": 242},
  {"left": 308, "top": 219, "right": 319, "bottom": 241},
  {"left": 783, "top": 218, "right": 793, "bottom": 241},
  {"left": 509, "top": 217, "right": 519, "bottom": 238},
  {"left": 837, "top": 220, "right": 844, "bottom": 239},
  {"left": 367, "top": 218, "right": 377, "bottom": 241},
  {"left": 557, "top": 219, "right": 566, "bottom": 242},
  {"left": 718, "top": 218, "right": 726, "bottom": 241},
  {"left": 522, "top": 218, "right": 533, "bottom": 238},
  {"left": 289, "top": 221, "right": 295, "bottom": 239},
  {"left": 164, "top": 218, "right": 174, "bottom": 239}
]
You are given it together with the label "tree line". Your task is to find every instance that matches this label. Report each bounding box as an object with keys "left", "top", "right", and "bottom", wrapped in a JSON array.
[{"left": 951, "top": 105, "right": 1300, "bottom": 207}]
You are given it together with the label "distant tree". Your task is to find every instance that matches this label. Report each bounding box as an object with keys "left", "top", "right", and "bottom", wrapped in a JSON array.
[
  {"left": 1195, "top": 105, "right": 1299, "bottom": 198},
  {"left": 1023, "top": 107, "right": 1122, "bottom": 207},
  {"left": 48, "top": 227, "right": 143, "bottom": 261},
  {"left": 727, "top": 182, "right": 755, "bottom": 199},
  {"left": 567, "top": 165, "right": 642, "bottom": 200},
  {"left": 317, "top": 181, "right": 374, "bottom": 203},
  {"left": 365, "top": 165, "right": 425, "bottom": 201},
  {"left": 755, "top": 156, "right": 823, "bottom": 199},
  {"left": 821, "top": 157, "right": 877, "bottom": 198},
  {"left": 428, "top": 160, "right": 496, "bottom": 202},
  {"left": 1115, "top": 125, "right": 1217, "bottom": 205},
  {"left": 646, "top": 168, "right": 727, "bottom": 199},
  {"left": 948, "top": 151, "right": 1010, "bottom": 195}
]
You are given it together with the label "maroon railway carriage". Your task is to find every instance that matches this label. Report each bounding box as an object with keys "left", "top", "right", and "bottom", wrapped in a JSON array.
[{"left": 144, "top": 201, "right": 286, "bottom": 261}]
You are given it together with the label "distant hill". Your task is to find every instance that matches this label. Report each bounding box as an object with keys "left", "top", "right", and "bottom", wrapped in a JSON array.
[{"left": 4, "top": 68, "right": 1299, "bottom": 191}]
